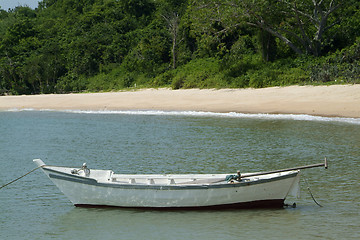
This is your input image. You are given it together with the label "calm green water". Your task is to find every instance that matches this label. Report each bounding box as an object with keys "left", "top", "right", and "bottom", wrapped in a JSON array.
[{"left": 0, "top": 111, "right": 359, "bottom": 239}]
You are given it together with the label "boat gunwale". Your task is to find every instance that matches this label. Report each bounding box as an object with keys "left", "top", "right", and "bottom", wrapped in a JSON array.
[{"left": 43, "top": 166, "right": 300, "bottom": 190}]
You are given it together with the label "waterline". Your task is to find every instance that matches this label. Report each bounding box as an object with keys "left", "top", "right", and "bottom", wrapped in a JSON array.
[{"left": 6, "top": 108, "right": 360, "bottom": 125}]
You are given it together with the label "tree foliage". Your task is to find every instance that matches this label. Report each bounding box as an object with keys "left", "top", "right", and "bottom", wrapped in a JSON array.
[
  {"left": 189, "top": 0, "right": 343, "bottom": 57},
  {"left": 0, "top": 0, "right": 359, "bottom": 95}
]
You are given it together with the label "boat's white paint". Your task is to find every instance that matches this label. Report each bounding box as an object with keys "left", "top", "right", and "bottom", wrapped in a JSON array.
[{"left": 34, "top": 159, "right": 300, "bottom": 208}]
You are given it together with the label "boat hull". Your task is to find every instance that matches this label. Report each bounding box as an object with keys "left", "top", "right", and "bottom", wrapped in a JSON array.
[{"left": 39, "top": 165, "right": 300, "bottom": 209}]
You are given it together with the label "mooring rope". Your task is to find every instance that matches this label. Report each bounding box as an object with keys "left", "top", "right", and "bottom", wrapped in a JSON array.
[
  {"left": 0, "top": 166, "right": 42, "bottom": 190},
  {"left": 304, "top": 177, "right": 323, "bottom": 207}
]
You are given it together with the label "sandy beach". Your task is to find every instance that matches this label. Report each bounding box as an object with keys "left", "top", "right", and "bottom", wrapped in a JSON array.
[{"left": 1, "top": 85, "right": 359, "bottom": 118}]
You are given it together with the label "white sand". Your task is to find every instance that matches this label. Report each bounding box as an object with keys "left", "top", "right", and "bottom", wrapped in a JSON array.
[{"left": 1, "top": 85, "right": 359, "bottom": 118}]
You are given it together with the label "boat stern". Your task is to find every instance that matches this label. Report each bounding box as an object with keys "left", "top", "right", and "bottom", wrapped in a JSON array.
[{"left": 287, "top": 170, "right": 301, "bottom": 198}]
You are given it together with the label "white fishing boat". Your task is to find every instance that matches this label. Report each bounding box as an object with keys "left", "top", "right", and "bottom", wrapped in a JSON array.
[{"left": 33, "top": 158, "right": 327, "bottom": 209}]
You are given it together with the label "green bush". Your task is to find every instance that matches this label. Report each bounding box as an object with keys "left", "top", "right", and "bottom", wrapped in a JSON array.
[
  {"left": 247, "top": 68, "right": 276, "bottom": 88},
  {"left": 170, "top": 58, "right": 224, "bottom": 89},
  {"left": 152, "top": 70, "right": 175, "bottom": 87},
  {"left": 56, "top": 73, "right": 88, "bottom": 93},
  {"left": 276, "top": 68, "right": 308, "bottom": 85},
  {"left": 306, "top": 38, "right": 360, "bottom": 84}
]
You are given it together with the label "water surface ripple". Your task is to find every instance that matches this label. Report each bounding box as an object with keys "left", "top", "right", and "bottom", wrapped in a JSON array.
[{"left": 0, "top": 111, "right": 359, "bottom": 239}]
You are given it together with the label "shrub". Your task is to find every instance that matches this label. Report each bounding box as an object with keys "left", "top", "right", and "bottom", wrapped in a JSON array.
[{"left": 170, "top": 58, "right": 224, "bottom": 89}]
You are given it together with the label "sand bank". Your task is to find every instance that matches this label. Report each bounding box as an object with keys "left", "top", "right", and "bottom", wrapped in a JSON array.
[{"left": 1, "top": 85, "right": 359, "bottom": 118}]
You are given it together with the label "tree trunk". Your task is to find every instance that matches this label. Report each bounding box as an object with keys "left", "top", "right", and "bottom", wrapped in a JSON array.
[{"left": 163, "top": 13, "right": 182, "bottom": 69}]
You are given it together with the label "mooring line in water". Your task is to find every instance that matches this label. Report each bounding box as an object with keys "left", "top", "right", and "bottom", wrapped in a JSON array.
[
  {"left": 303, "top": 177, "right": 323, "bottom": 207},
  {"left": 0, "top": 166, "right": 42, "bottom": 190}
]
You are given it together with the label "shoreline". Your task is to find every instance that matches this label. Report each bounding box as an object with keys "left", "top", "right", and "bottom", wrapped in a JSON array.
[{"left": 1, "top": 85, "right": 359, "bottom": 118}]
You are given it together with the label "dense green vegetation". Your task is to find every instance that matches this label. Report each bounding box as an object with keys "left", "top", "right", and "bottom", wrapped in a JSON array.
[{"left": 0, "top": 0, "right": 359, "bottom": 95}]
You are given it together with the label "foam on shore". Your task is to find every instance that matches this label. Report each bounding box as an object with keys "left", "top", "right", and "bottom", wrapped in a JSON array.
[{"left": 6, "top": 108, "right": 360, "bottom": 125}]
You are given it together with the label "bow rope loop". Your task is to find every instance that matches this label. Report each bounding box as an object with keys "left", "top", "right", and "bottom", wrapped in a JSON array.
[{"left": 0, "top": 166, "right": 42, "bottom": 190}]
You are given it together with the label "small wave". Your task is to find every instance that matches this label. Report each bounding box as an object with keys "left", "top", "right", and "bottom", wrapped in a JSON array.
[
  {"left": 65, "top": 109, "right": 360, "bottom": 125},
  {"left": 5, "top": 108, "right": 360, "bottom": 125},
  {"left": 6, "top": 108, "right": 37, "bottom": 112}
]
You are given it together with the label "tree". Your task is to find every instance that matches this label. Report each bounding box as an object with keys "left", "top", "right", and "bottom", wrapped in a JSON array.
[
  {"left": 257, "top": 0, "right": 341, "bottom": 56},
  {"left": 189, "top": 0, "right": 342, "bottom": 57},
  {"left": 162, "top": 12, "right": 182, "bottom": 69},
  {"left": 158, "top": 0, "right": 188, "bottom": 69}
]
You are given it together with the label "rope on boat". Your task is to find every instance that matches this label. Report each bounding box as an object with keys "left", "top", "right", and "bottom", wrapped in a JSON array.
[
  {"left": 304, "top": 177, "right": 323, "bottom": 207},
  {"left": 0, "top": 166, "right": 42, "bottom": 190}
]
